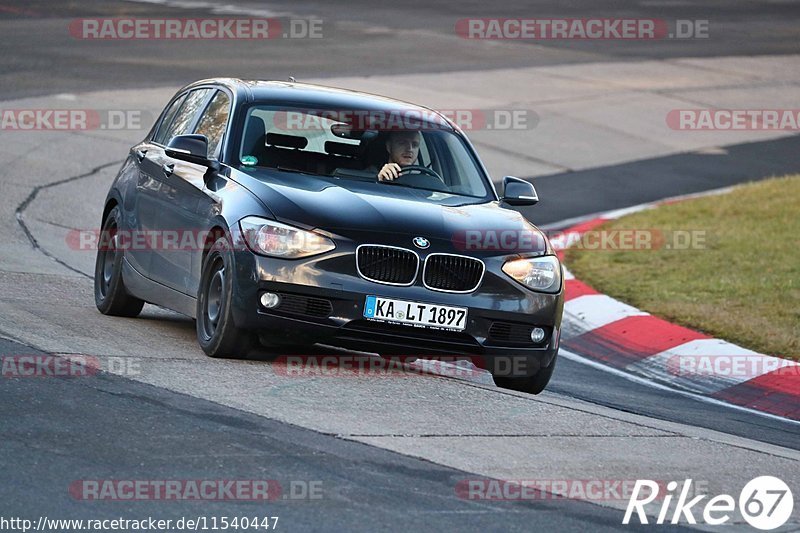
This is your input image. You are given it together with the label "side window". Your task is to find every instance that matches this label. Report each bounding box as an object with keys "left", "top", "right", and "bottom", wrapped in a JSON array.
[
  {"left": 153, "top": 94, "right": 186, "bottom": 144},
  {"left": 156, "top": 88, "right": 213, "bottom": 146},
  {"left": 194, "top": 90, "right": 231, "bottom": 158}
]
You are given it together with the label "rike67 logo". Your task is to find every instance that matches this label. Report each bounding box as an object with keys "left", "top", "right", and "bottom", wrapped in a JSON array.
[{"left": 624, "top": 477, "right": 794, "bottom": 529}]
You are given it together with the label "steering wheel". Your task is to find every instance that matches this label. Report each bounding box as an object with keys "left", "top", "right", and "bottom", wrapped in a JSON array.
[{"left": 397, "top": 165, "right": 445, "bottom": 184}]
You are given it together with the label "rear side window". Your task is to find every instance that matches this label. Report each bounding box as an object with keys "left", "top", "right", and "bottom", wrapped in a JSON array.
[
  {"left": 194, "top": 90, "right": 231, "bottom": 158},
  {"left": 155, "top": 88, "right": 212, "bottom": 146}
]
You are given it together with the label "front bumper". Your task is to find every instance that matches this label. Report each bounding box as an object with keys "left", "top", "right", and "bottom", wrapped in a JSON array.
[{"left": 230, "top": 248, "right": 564, "bottom": 375}]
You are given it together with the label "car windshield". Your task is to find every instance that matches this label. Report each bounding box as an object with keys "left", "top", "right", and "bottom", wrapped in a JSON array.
[{"left": 238, "top": 105, "right": 491, "bottom": 198}]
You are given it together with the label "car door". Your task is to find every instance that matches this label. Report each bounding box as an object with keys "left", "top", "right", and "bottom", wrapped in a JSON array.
[
  {"left": 127, "top": 92, "right": 187, "bottom": 277},
  {"left": 157, "top": 88, "right": 232, "bottom": 296},
  {"left": 140, "top": 87, "right": 214, "bottom": 291}
]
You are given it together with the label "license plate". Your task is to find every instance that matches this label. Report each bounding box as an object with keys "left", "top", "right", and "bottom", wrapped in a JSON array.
[{"left": 363, "top": 296, "right": 468, "bottom": 331}]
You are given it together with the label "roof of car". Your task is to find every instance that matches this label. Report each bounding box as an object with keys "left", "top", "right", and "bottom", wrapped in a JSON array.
[{"left": 181, "top": 78, "right": 456, "bottom": 130}]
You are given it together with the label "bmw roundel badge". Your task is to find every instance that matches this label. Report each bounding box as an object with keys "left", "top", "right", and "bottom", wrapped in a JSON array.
[{"left": 413, "top": 236, "right": 430, "bottom": 249}]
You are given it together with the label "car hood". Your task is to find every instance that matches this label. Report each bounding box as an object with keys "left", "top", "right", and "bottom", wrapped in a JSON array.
[{"left": 236, "top": 169, "right": 548, "bottom": 254}]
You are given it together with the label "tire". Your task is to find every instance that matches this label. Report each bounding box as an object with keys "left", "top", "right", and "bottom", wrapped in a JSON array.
[
  {"left": 196, "top": 236, "right": 254, "bottom": 358},
  {"left": 94, "top": 206, "right": 145, "bottom": 317},
  {"left": 493, "top": 352, "right": 558, "bottom": 395}
]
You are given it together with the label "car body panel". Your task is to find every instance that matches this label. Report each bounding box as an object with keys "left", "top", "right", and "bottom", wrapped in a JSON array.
[{"left": 230, "top": 167, "right": 546, "bottom": 252}]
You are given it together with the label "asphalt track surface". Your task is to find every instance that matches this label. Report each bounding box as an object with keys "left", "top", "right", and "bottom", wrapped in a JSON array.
[
  {"left": 1, "top": 1, "right": 800, "bottom": 531},
  {"left": 3, "top": 0, "right": 800, "bottom": 100},
  {"left": 2, "top": 338, "right": 692, "bottom": 533}
]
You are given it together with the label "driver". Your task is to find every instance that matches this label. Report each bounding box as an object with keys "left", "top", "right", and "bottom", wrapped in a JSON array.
[{"left": 377, "top": 130, "right": 421, "bottom": 182}]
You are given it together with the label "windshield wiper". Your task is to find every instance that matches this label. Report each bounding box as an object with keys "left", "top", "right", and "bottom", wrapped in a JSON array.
[
  {"left": 381, "top": 180, "right": 415, "bottom": 189},
  {"left": 382, "top": 180, "right": 449, "bottom": 194},
  {"left": 274, "top": 166, "right": 318, "bottom": 176}
]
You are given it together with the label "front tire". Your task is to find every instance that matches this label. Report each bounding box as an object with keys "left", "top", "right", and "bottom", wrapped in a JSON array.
[
  {"left": 196, "top": 236, "right": 253, "bottom": 358},
  {"left": 94, "top": 206, "right": 145, "bottom": 317},
  {"left": 493, "top": 353, "right": 558, "bottom": 395}
]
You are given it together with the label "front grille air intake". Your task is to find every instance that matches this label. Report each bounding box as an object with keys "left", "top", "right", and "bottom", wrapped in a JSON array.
[
  {"left": 423, "top": 253, "right": 484, "bottom": 293},
  {"left": 356, "top": 245, "right": 419, "bottom": 285},
  {"left": 488, "top": 322, "right": 541, "bottom": 344},
  {"left": 275, "top": 294, "right": 333, "bottom": 318}
]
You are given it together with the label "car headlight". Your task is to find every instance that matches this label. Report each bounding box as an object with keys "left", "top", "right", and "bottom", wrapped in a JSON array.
[
  {"left": 502, "top": 255, "right": 562, "bottom": 293},
  {"left": 239, "top": 216, "right": 335, "bottom": 258}
]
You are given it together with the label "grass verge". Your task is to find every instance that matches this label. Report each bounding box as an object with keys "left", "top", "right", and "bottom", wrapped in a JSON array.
[{"left": 564, "top": 175, "right": 799, "bottom": 360}]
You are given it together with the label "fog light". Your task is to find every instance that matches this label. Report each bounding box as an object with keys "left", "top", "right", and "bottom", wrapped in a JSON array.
[
  {"left": 260, "top": 292, "right": 281, "bottom": 309},
  {"left": 531, "top": 327, "right": 546, "bottom": 343}
]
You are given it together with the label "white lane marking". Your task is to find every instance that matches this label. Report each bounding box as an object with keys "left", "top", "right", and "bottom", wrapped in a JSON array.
[
  {"left": 564, "top": 294, "right": 648, "bottom": 331},
  {"left": 600, "top": 203, "right": 655, "bottom": 220},
  {"left": 559, "top": 349, "right": 800, "bottom": 426},
  {"left": 628, "top": 340, "right": 798, "bottom": 395}
]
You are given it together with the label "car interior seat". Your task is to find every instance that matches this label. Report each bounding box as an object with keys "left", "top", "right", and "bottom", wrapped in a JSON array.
[{"left": 241, "top": 116, "right": 269, "bottom": 164}]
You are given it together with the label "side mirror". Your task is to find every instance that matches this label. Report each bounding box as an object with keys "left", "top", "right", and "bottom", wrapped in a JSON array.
[
  {"left": 165, "top": 134, "right": 218, "bottom": 169},
  {"left": 501, "top": 176, "right": 539, "bottom": 206}
]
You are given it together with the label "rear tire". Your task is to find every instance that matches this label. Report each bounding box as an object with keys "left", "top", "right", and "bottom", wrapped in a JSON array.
[
  {"left": 493, "top": 353, "right": 558, "bottom": 395},
  {"left": 94, "top": 206, "right": 145, "bottom": 317},
  {"left": 196, "top": 236, "right": 254, "bottom": 358}
]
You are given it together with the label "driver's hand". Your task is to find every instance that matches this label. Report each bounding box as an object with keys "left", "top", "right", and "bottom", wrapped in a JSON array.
[{"left": 378, "top": 163, "right": 401, "bottom": 182}]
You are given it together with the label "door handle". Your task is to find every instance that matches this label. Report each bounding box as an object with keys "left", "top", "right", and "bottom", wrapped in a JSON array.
[
  {"left": 135, "top": 149, "right": 147, "bottom": 162},
  {"left": 162, "top": 163, "right": 175, "bottom": 177}
]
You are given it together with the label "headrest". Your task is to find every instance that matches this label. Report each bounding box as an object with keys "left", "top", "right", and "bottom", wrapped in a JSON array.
[
  {"left": 266, "top": 132, "right": 308, "bottom": 149},
  {"left": 363, "top": 133, "right": 390, "bottom": 166},
  {"left": 242, "top": 116, "right": 267, "bottom": 154},
  {"left": 324, "top": 141, "right": 359, "bottom": 157}
]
